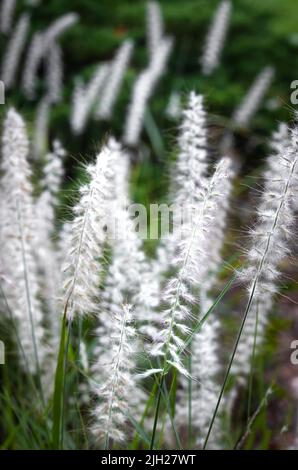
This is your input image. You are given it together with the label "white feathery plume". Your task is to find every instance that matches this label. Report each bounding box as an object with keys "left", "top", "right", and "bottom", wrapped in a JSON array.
[
  {"left": 199, "top": 154, "right": 236, "bottom": 292},
  {"left": 62, "top": 138, "right": 119, "bottom": 321},
  {"left": 174, "top": 92, "right": 209, "bottom": 207},
  {"left": 1, "top": 13, "right": 30, "bottom": 89},
  {"left": 42, "top": 13, "right": 79, "bottom": 46},
  {"left": 142, "top": 93, "right": 210, "bottom": 340},
  {"left": 91, "top": 152, "right": 146, "bottom": 425},
  {"left": 201, "top": 0, "right": 232, "bottom": 76},
  {"left": 165, "top": 90, "right": 182, "bottom": 120},
  {"left": 95, "top": 40, "right": 133, "bottom": 120},
  {"left": 148, "top": 157, "right": 233, "bottom": 378},
  {"left": 33, "top": 97, "right": 50, "bottom": 159},
  {"left": 92, "top": 304, "right": 140, "bottom": 447},
  {"left": 0, "top": 109, "right": 47, "bottom": 374},
  {"left": 22, "top": 31, "right": 44, "bottom": 100},
  {"left": 233, "top": 66, "right": 275, "bottom": 127},
  {"left": 146, "top": 1, "right": 164, "bottom": 59},
  {"left": 0, "top": 0, "right": 16, "bottom": 34},
  {"left": 232, "top": 122, "right": 298, "bottom": 380},
  {"left": 135, "top": 257, "right": 165, "bottom": 342},
  {"left": 35, "top": 140, "right": 65, "bottom": 320},
  {"left": 22, "top": 13, "right": 78, "bottom": 99},
  {"left": 70, "top": 77, "right": 85, "bottom": 133},
  {"left": 45, "top": 42, "right": 63, "bottom": 104},
  {"left": 123, "top": 36, "right": 173, "bottom": 146},
  {"left": 70, "top": 64, "right": 110, "bottom": 135}
]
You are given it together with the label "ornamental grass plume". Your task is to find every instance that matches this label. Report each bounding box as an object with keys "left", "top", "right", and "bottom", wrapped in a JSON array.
[
  {"left": 35, "top": 140, "right": 66, "bottom": 319},
  {"left": 71, "top": 64, "right": 110, "bottom": 134},
  {"left": 232, "top": 121, "right": 298, "bottom": 381},
  {"left": 124, "top": 31, "right": 172, "bottom": 146},
  {"left": 33, "top": 97, "right": 50, "bottom": 159},
  {"left": 146, "top": 1, "right": 164, "bottom": 60},
  {"left": 22, "top": 13, "right": 78, "bottom": 100},
  {"left": 1, "top": 13, "right": 30, "bottom": 89},
  {"left": 22, "top": 31, "right": 45, "bottom": 100},
  {"left": 0, "top": 108, "right": 47, "bottom": 375},
  {"left": 0, "top": 0, "right": 16, "bottom": 34},
  {"left": 62, "top": 138, "right": 119, "bottom": 321},
  {"left": 91, "top": 304, "right": 141, "bottom": 448},
  {"left": 201, "top": 0, "right": 232, "bottom": 76},
  {"left": 45, "top": 42, "right": 63, "bottom": 104},
  {"left": 165, "top": 90, "right": 182, "bottom": 120},
  {"left": 173, "top": 92, "right": 209, "bottom": 207},
  {"left": 232, "top": 66, "right": 275, "bottom": 128},
  {"left": 148, "top": 156, "right": 234, "bottom": 378},
  {"left": 42, "top": 13, "right": 79, "bottom": 45},
  {"left": 95, "top": 40, "right": 134, "bottom": 120}
]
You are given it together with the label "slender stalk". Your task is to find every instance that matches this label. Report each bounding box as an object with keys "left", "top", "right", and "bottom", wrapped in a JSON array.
[
  {"left": 60, "top": 319, "right": 71, "bottom": 449},
  {"left": 247, "top": 302, "right": 259, "bottom": 421},
  {"left": 150, "top": 373, "right": 165, "bottom": 450},
  {"left": 16, "top": 197, "right": 44, "bottom": 407},
  {"left": 203, "top": 152, "right": 297, "bottom": 448},
  {"left": 187, "top": 354, "right": 192, "bottom": 445}
]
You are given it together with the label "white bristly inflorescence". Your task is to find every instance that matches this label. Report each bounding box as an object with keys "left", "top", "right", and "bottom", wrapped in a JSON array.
[
  {"left": 233, "top": 66, "right": 275, "bottom": 128},
  {"left": 1, "top": 13, "right": 30, "bottom": 89},
  {"left": 92, "top": 304, "right": 140, "bottom": 447},
  {"left": 0, "top": 0, "right": 16, "bottom": 34},
  {"left": 62, "top": 138, "right": 119, "bottom": 321},
  {"left": 45, "top": 42, "right": 63, "bottom": 104},
  {"left": 232, "top": 122, "right": 298, "bottom": 381},
  {"left": 95, "top": 40, "right": 133, "bottom": 120},
  {"left": 123, "top": 2, "right": 172, "bottom": 146},
  {"left": 71, "top": 64, "right": 110, "bottom": 134},
  {"left": 201, "top": 1, "right": 232, "bottom": 76},
  {"left": 0, "top": 109, "right": 47, "bottom": 374},
  {"left": 147, "top": 157, "right": 234, "bottom": 378},
  {"left": 146, "top": 1, "right": 164, "bottom": 61},
  {"left": 22, "top": 13, "right": 78, "bottom": 100}
]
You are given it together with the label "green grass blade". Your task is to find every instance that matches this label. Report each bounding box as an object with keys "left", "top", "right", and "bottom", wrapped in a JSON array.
[{"left": 52, "top": 312, "right": 68, "bottom": 449}]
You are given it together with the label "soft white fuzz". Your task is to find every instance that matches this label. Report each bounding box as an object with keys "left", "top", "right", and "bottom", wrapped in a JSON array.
[
  {"left": 0, "top": 109, "right": 47, "bottom": 374},
  {"left": 201, "top": 1, "right": 232, "bottom": 76},
  {"left": 22, "top": 31, "right": 44, "bottom": 99},
  {"left": 174, "top": 92, "right": 209, "bottom": 206},
  {"left": 43, "top": 13, "right": 79, "bottom": 45},
  {"left": 36, "top": 140, "right": 66, "bottom": 319},
  {"left": 232, "top": 123, "right": 298, "bottom": 379},
  {"left": 22, "top": 13, "right": 78, "bottom": 100},
  {"left": 91, "top": 152, "right": 146, "bottom": 433},
  {"left": 149, "top": 157, "right": 233, "bottom": 377},
  {"left": 233, "top": 66, "right": 275, "bottom": 127},
  {"left": 71, "top": 64, "right": 109, "bottom": 134},
  {"left": 96, "top": 40, "right": 133, "bottom": 120},
  {"left": 33, "top": 97, "right": 50, "bottom": 159},
  {"left": 124, "top": 36, "right": 173, "bottom": 146},
  {"left": 146, "top": 1, "right": 164, "bottom": 60},
  {"left": 92, "top": 304, "right": 140, "bottom": 446},
  {"left": 199, "top": 155, "right": 236, "bottom": 292},
  {"left": 46, "top": 42, "right": 63, "bottom": 103},
  {"left": 0, "top": 0, "right": 16, "bottom": 33},
  {"left": 165, "top": 90, "right": 182, "bottom": 120},
  {"left": 62, "top": 138, "right": 119, "bottom": 321},
  {"left": 1, "top": 13, "right": 30, "bottom": 89}
]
